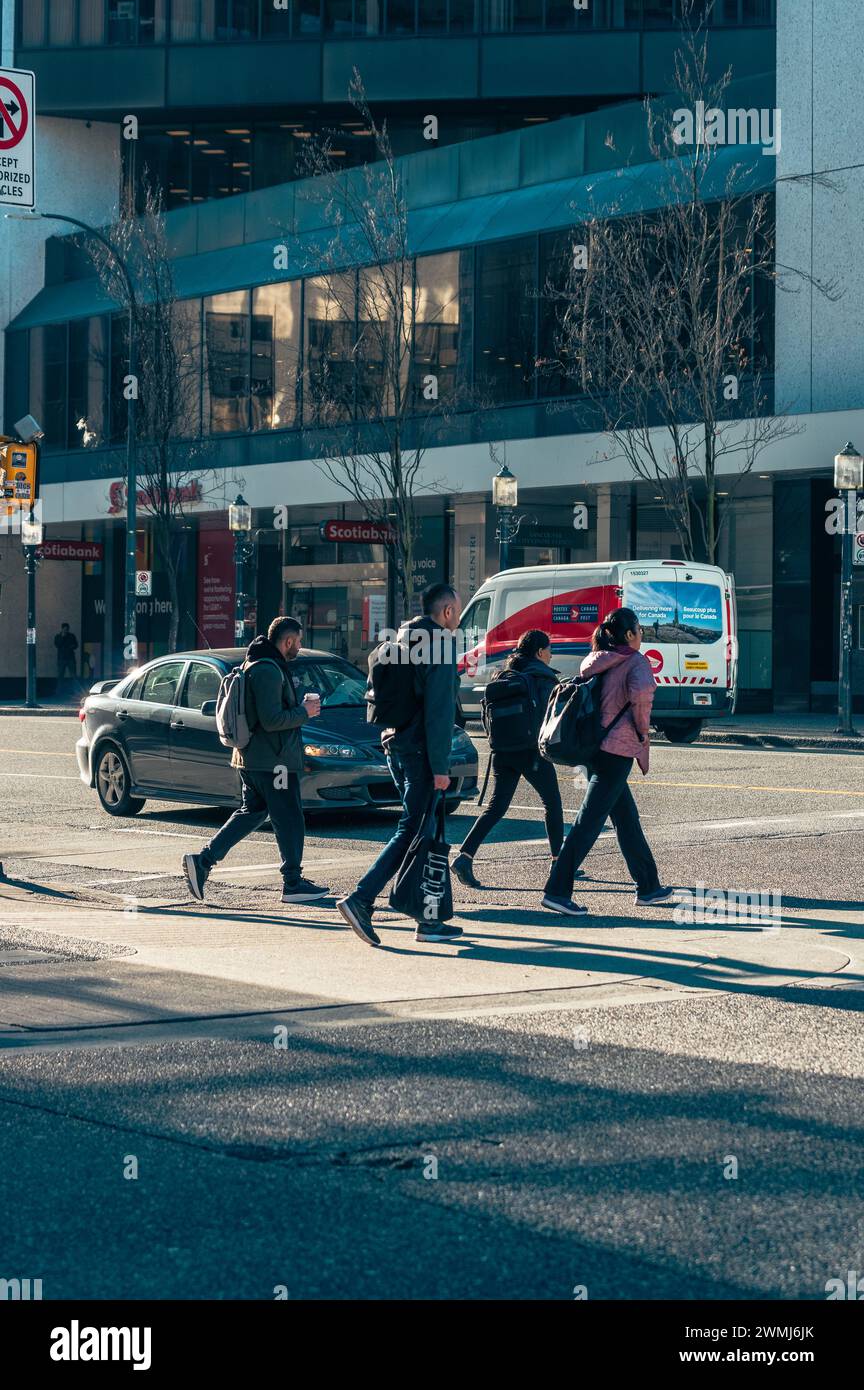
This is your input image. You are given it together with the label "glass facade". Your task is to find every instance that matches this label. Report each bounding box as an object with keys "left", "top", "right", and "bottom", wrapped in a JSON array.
[
  {"left": 19, "top": 0, "right": 775, "bottom": 45},
  {"left": 7, "top": 222, "right": 773, "bottom": 453}
]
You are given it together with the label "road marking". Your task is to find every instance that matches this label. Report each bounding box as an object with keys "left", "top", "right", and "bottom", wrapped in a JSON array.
[
  {"left": 649, "top": 780, "right": 864, "bottom": 797},
  {"left": 0, "top": 771, "right": 80, "bottom": 781},
  {"left": 0, "top": 747, "right": 77, "bottom": 757}
]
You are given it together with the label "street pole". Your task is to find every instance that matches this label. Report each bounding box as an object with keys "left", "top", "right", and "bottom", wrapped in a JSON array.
[
  {"left": 234, "top": 529, "right": 245, "bottom": 646},
  {"left": 837, "top": 488, "right": 857, "bottom": 736},
  {"left": 498, "top": 508, "right": 511, "bottom": 572},
  {"left": 23, "top": 522, "right": 39, "bottom": 709},
  {"left": 833, "top": 443, "right": 862, "bottom": 736}
]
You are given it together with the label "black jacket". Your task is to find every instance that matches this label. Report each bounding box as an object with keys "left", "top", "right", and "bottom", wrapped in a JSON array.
[
  {"left": 231, "top": 636, "right": 306, "bottom": 774},
  {"left": 389, "top": 614, "right": 461, "bottom": 776}
]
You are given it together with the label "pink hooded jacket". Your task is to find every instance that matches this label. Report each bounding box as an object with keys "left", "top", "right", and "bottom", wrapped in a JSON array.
[{"left": 579, "top": 645, "right": 656, "bottom": 774}]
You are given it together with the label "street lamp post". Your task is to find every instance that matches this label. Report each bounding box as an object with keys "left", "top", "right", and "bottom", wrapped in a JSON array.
[
  {"left": 833, "top": 443, "right": 863, "bottom": 736},
  {"left": 492, "top": 462, "right": 518, "bottom": 572},
  {"left": 6, "top": 210, "right": 139, "bottom": 671},
  {"left": 229, "top": 494, "right": 253, "bottom": 646},
  {"left": 21, "top": 505, "right": 44, "bottom": 709}
]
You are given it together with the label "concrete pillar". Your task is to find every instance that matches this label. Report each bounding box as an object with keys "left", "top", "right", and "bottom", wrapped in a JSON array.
[{"left": 595, "top": 484, "right": 630, "bottom": 562}]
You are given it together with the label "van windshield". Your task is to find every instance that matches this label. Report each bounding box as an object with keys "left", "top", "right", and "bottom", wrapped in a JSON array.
[{"left": 626, "top": 579, "right": 723, "bottom": 645}]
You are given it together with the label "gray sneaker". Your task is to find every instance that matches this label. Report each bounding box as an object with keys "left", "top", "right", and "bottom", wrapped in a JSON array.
[
  {"left": 541, "top": 894, "right": 589, "bottom": 918},
  {"left": 182, "top": 853, "right": 209, "bottom": 901},
  {"left": 415, "top": 922, "right": 464, "bottom": 944},
  {"left": 281, "top": 877, "right": 330, "bottom": 903}
]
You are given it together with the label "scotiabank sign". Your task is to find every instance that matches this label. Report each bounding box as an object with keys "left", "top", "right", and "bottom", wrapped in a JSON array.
[
  {"left": 107, "top": 479, "right": 203, "bottom": 516},
  {"left": 37, "top": 540, "right": 104, "bottom": 562},
  {"left": 320, "top": 519, "right": 395, "bottom": 544}
]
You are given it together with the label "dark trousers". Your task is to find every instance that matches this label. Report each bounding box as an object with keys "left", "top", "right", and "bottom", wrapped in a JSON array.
[
  {"left": 461, "top": 752, "right": 564, "bottom": 859},
  {"left": 356, "top": 739, "right": 434, "bottom": 905},
  {"left": 545, "top": 749, "right": 660, "bottom": 899},
  {"left": 202, "top": 767, "right": 304, "bottom": 886}
]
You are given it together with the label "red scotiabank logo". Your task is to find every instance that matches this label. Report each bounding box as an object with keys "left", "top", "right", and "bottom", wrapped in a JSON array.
[
  {"left": 645, "top": 648, "right": 664, "bottom": 674},
  {"left": 321, "top": 519, "right": 396, "bottom": 544}
]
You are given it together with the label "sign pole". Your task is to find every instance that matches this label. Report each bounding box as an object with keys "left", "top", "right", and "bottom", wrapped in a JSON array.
[
  {"left": 24, "top": 511, "right": 38, "bottom": 709},
  {"left": 124, "top": 305, "right": 138, "bottom": 669}
]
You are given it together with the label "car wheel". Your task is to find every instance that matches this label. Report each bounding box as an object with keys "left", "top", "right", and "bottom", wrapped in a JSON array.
[
  {"left": 94, "top": 744, "right": 146, "bottom": 816},
  {"left": 659, "top": 719, "right": 703, "bottom": 745}
]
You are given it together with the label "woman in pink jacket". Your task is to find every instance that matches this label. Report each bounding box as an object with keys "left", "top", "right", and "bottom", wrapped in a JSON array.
[{"left": 542, "top": 607, "right": 674, "bottom": 916}]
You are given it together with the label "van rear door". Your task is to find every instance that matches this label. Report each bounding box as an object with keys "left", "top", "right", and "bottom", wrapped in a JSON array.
[{"left": 622, "top": 563, "right": 727, "bottom": 712}]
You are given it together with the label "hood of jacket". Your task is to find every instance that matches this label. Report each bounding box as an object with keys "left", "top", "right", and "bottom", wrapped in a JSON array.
[
  {"left": 580, "top": 646, "right": 634, "bottom": 678},
  {"left": 508, "top": 654, "right": 560, "bottom": 681},
  {"left": 245, "top": 635, "right": 290, "bottom": 673}
]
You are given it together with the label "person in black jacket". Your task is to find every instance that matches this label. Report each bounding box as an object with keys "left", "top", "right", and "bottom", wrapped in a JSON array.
[
  {"left": 452, "top": 629, "right": 564, "bottom": 889},
  {"left": 338, "top": 582, "right": 464, "bottom": 949}
]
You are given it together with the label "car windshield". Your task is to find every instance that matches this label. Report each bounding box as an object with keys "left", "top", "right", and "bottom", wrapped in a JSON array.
[{"left": 294, "top": 660, "right": 368, "bottom": 708}]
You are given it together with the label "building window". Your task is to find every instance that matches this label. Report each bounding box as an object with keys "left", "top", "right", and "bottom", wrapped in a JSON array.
[
  {"left": 171, "top": 299, "right": 203, "bottom": 438},
  {"left": 171, "top": 0, "right": 200, "bottom": 38},
  {"left": 303, "top": 275, "right": 356, "bottom": 425},
  {"left": 79, "top": 0, "right": 106, "bottom": 43},
  {"left": 28, "top": 325, "right": 68, "bottom": 450},
  {"left": 413, "top": 251, "right": 461, "bottom": 410},
  {"left": 475, "top": 238, "right": 536, "bottom": 403},
  {"left": 251, "top": 282, "right": 302, "bottom": 430},
  {"left": 203, "top": 291, "right": 251, "bottom": 433},
  {"left": 48, "top": 0, "right": 77, "bottom": 45},
  {"left": 68, "top": 316, "right": 108, "bottom": 449}
]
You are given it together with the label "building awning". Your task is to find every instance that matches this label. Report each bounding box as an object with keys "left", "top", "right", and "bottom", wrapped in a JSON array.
[{"left": 8, "top": 144, "right": 774, "bottom": 331}]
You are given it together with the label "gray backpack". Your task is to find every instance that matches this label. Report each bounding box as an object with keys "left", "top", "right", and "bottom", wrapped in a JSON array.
[{"left": 215, "top": 660, "right": 281, "bottom": 750}]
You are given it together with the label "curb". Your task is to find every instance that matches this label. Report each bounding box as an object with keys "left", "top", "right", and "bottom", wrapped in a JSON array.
[
  {"left": 692, "top": 731, "right": 864, "bottom": 753},
  {"left": 0, "top": 706, "right": 80, "bottom": 717}
]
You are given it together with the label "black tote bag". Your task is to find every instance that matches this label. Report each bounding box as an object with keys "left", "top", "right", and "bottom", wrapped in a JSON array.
[{"left": 389, "top": 792, "right": 454, "bottom": 924}]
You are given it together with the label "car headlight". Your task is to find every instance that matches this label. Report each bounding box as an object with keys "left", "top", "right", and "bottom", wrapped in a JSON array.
[{"left": 304, "top": 744, "right": 362, "bottom": 760}]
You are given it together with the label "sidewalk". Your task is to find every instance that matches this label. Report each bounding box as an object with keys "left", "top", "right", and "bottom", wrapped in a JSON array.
[
  {"left": 0, "top": 700, "right": 81, "bottom": 716},
  {"left": 692, "top": 712, "right": 864, "bottom": 751}
]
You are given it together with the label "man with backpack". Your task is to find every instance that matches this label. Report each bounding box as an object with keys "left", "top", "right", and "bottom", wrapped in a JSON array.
[
  {"left": 181, "top": 616, "right": 329, "bottom": 904},
  {"left": 337, "top": 583, "right": 464, "bottom": 948},
  {"left": 451, "top": 629, "right": 563, "bottom": 889}
]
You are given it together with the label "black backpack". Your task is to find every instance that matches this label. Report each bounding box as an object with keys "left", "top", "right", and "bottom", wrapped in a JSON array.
[
  {"left": 481, "top": 669, "right": 539, "bottom": 755},
  {"left": 538, "top": 673, "right": 631, "bottom": 767},
  {"left": 365, "top": 635, "right": 420, "bottom": 731}
]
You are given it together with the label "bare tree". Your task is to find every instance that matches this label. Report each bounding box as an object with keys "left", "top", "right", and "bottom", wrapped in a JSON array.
[
  {"left": 86, "top": 178, "right": 233, "bottom": 651},
  {"left": 547, "top": 0, "right": 839, "bottom": 564},
  {"left": 297, "top": 71, "right": 468, "bottom": 623}
]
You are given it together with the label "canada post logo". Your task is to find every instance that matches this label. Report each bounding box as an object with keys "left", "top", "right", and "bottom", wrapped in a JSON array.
[{"left": 552, "top": 602, "right": 599, "bottom": 625}]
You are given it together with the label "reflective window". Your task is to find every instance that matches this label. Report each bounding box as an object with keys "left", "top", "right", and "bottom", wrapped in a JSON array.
[
  {"left": 475, "top": 238, "right": 536, "bottom": 402},
  {"left": 68, "top": 316, "right": 107, "bottom": 450},
  {"left": 459, "top": 595, "right": 490, "bottom": 648},
  {"left": 203, "top": 290, "right": 250, "bottom": 433},
  {"left": 413, "top": 251, "right": 461, "bottom": 410},
  {"left": 140, "top": 660, "right": 186, "bottom": 705},
  {"left": 80, "top": 0, "right": 105, "bottom": 43},
  {"left": 252, "top": 282, "right": 302, "bottom": 430},
  {"left": 172, "top": 299, "right": 203, "bottom": 438},
  {"left": 29, "top": 325, "right": 68, "bottom": 450},
  {"left": 303, "top": 274, "right": 356, "bottom": 425},
  {"left": 180, "top": 661, "right": 223, "bottom": 709},
  {"left": 49, "top": 0, "right": 76, "bottom": 45}
]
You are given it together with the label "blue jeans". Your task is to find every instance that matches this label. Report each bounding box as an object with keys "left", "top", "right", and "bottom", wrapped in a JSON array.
[
  {"left": 545, "top": 750, "right": 660, "bottom": 899},
  {"left": 356, "top": 738, "right": 435, "bottom": 906}
]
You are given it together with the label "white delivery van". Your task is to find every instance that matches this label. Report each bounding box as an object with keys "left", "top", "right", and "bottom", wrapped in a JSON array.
[{"left": 457, "top": 560, "right": 738, "bottom": 743}]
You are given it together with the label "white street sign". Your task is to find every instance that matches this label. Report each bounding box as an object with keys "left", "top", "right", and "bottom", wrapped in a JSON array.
[
  {"left": 0, "top": 68, "right": 35, "bottom": 210},
  {"left": 135, "top": 570, "right": 152, "bottom": 596}
]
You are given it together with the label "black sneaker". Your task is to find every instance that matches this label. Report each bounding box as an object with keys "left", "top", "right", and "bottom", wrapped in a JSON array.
[
  {"left": 337, "top": 894, "right": 381, "bottom": 947},
  {"left": 635, "top": 885, "right": 677, "bottom": 907},
  {"left": 415, "top": 922, "right": 464, "bottom": 944},
  {"left": 452, "top": 853, "right": 482, "bottom": 889},
  {"left": 541, "top": 894, "right": 589, "bottom": 917},
  {"left": 182, "top": 853, "right": 209, "bottom": 901},
  {"left": 281, "top": 877, "right": 330, "bottom": 903}
]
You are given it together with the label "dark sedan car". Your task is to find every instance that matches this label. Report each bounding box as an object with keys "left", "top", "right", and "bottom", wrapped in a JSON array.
[{"left": 76, "top": 647, "right": 478, "bottom": 818}]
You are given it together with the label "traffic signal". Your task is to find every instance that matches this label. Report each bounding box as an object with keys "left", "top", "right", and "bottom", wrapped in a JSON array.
[{"left": 0, "top": 436, "right": 39, "bottom": 515}]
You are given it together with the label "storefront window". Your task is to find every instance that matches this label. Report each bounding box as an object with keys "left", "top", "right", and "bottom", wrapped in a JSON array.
[
  {"left": 251, "top": 282, "right": 302, "bottom": 430},
  {"left": 475, "top": 238, "right": 536, "bottom": 403},
  {"left": 203, "top": 290, "right": 250, "bottom": 433},
  {"left": 413, "top": 251, "right": 461, "bottom": 411},
  {"left": 303, "top": 274, "right": 356, "bottom": 425}
]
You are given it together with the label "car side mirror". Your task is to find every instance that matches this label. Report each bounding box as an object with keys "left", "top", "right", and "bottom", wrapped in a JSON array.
[{"left": 201, "top": 700, "right": 217, "bottom": 717}]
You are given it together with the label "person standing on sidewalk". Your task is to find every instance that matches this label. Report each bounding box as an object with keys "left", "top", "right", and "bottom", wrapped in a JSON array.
[
  {"left": 182, "top": 617, "right": 330, "bottom": 905},
  {"left": 338, "top": 583, "right": 464, "bottom": 948},
  {"left": 54, "top": 623, "right": 78, "bottom": 695},
  {"left": 542, "top": 607, "right": 674, "bottom": 917},
  {"left": 452, "top": 629, "right": 563, "bottom": 889}
]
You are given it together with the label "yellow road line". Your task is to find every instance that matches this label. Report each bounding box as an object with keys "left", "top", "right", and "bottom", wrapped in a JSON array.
[{"left": 649, "top": 780, "right": 864, "bottom": 797}]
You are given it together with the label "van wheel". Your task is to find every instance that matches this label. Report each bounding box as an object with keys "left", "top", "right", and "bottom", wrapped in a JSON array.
[
  {"left": 660, "top": 720, "right": 703, "bottom": 745},
  {"left": 95, "top": 744, "right": 146, "bottom": 816}
]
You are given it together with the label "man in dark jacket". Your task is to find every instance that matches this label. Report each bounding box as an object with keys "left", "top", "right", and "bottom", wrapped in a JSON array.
[
  {"left": 181, "top": 616, "right": 329, "bottom": 904},
  {"left": 54, "top": 623, "right": 78, "bottom": 693},
  {"left": 337, "top": 582, "right": 464, "bottom": 948}
]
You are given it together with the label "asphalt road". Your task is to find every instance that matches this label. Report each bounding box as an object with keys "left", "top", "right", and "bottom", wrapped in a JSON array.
[{"left": 1, "top": 717, "right": 863, "bottom": 1300}]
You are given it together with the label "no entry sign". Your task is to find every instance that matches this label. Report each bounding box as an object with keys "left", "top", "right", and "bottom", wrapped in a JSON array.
[{"left": 0, "top": 68, "right": 34, "bottom": 209}]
